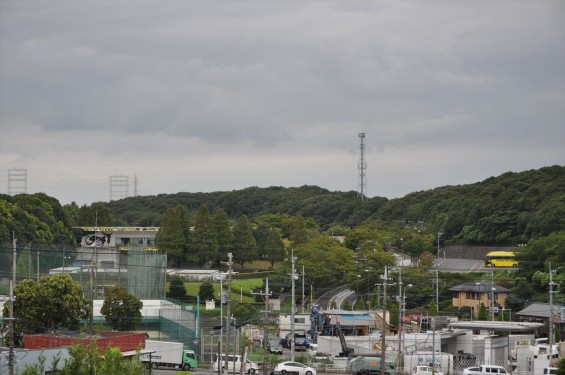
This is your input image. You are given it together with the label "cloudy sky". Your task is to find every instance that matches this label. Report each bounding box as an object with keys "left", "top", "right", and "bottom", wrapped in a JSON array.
[{"left": 1, "top": 1, "right": 564, "bottom": 206}]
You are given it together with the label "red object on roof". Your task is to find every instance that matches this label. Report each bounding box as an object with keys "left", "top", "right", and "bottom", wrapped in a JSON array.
[{"left": 24, "top": 331, "right": 146, "bottom": 352}]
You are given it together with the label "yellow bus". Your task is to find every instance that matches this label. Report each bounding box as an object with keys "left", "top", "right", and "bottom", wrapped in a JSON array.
[{"left": 484, "top": 251, "right": 518, "bottom": 267}]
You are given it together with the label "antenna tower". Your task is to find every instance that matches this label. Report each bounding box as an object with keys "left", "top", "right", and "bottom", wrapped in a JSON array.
[
  {"left": 8, "top": 168, "right": 27, "bottom": 195},
  {"left": 109, "top": 175, "right": 129, "bottom": 201},
  {"left": 133, "top": 175, "right": 139, "bottom": 197},
  {"left": 357, "top": 133, "right": 367, "bottom": 199}
]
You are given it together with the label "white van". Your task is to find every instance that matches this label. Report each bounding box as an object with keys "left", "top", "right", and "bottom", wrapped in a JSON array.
[
  {"left": 212, "top": 354, "right": 259, "bottom": 374},
  {"left": 462, "top": 365, "right": 508, "bottom": 374},
  {"left": 543, "top": 368, "right": 557, "bottom": 375}
]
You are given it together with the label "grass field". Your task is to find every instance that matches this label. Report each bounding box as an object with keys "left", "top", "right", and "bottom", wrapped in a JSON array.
[{"left": 179, "top": 278, "right": 265, "bottom": 303}]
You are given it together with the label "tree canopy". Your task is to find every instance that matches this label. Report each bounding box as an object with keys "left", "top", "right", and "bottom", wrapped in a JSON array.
[
  {"left": 4, "top": 273, "right": 86, "bottom": 334},
  {"left": 100, "top": 287, "right": 143, "bottom": 331}
]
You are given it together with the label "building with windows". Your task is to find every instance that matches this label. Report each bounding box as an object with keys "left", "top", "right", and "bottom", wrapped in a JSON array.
[{"left": 449, "top": 282, "right": 510, "bottom": 318}]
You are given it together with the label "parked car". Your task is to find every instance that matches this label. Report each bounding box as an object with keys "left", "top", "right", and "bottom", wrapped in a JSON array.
[
  {"left": 412, "top": 365, "right": 444, "bottom": 375},
  {"left": 273, "top": 361, "right": 317, "bottom": 375},
  {"left": 462, "top": 367, "right": 480, "bottom": 375}
]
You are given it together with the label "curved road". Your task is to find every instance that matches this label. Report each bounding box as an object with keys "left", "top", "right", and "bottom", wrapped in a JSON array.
[{"left": 315, "top": 285, "right": 355, "bottom": 310}]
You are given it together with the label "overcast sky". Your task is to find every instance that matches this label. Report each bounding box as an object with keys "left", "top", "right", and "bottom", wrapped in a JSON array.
[{"left": 1, "top": 1, "right": 564, "bottom": 206}]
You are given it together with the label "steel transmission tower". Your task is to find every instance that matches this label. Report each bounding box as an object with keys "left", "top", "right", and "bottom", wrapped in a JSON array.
[
  {"left": 7, "top": 168, "right": 27, "bottom": 195},
  {"left": 357, "top": 133, "right": 367, "bottom": 199},
  {"left": 109, "top": 175, "right": 129, "bottom": 201}
]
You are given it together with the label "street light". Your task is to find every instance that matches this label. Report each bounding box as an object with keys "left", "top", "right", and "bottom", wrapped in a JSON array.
[
  {"left": 475, "top": 282, "right": 482, "bottom": 319},
  {"left": 365, "top": 268, "right": 370, "bottom": 309},
  {"left": 357, "top": 274, "right": 361, "bottom": 307},
  {"left": 399, "top": 284, "right": 413, "bottom": 353}
]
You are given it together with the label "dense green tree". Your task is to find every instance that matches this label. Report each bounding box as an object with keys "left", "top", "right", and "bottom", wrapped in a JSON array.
[
  {"left": 55, "top": 341, "right": 145, "bottom": 375},
  {"left": 526, "top": 194, "right": 565, "bottom": 238},
  {"left": 77, "top": 203, "right": 113, "bottom": 227},
  {"left": 231, "top": 302, "right": 260, "bottom": 325},
  {"left": 477, "top": 303, "right": 489, "bottom": 320},
  {"left": 389, "top": 301, "right": 399, "bottom": 327},
  {"left": 232, "top": 215, "right": 257, "bottom": 266},
  {"left": 264, "top": 229, "right": 286, "bottom": 268},
  {"left": 3, "top": 274, "right": 86, "bottom": 334},
  {"left": 100, "top": 287, "right": 143, "bottom": 331},
  {"left": 191, "top": 204, "right": 218, "bottom": 266},
  {"left": 427, "top": 300, "right": 438, "bottom": 316},
  {"left": 16, "top": 244, "right": 35, "bottom": 280},
  {"left": 293, "top": 236, "right": 356, "bottom": 288},
  {"left": 155, "top": 205, "right": 190, "bottom": 266},
  {"left": 289, "top": 214, "right": 308, "bottom": 245},
  {"left": 214, "top": 208, "right": 233, "bottom": 264},
  {"left": 516, "top": 231, "right": 565, "bottom": 294},
  {"left": 253, "top": 222, "right": 271, "bottom": 259},
  {"left": 199, "top": 281, "right": 216, "bottom": 302},
  {"left": 168, "top": 275, "right": 187, "bottom": 300}
]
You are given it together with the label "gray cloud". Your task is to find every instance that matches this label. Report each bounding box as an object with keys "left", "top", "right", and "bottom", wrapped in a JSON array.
[{"left": 1, "top": 0, "right": 563, "bottom": 205}]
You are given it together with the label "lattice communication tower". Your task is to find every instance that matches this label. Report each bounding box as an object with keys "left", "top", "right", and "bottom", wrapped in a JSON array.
[{"left": 357, "top": 133, "right": 367, "bottom": 200}]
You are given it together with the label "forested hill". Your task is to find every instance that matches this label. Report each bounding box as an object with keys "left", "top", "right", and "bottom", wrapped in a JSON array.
[
  {"left": 102, "top": 165, "right": 564, "bottom": 244},
  {"left": 0, "top": 165, "right": 563, "bottom": 248}
]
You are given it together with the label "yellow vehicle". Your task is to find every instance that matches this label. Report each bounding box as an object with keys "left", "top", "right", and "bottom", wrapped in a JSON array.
[{"left": 484, "top": 251, "right": 518, "bottom": 267}]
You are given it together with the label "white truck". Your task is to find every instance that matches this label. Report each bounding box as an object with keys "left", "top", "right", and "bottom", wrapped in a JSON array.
[
  {"left": 403, "top": 352, "right": 453, "bottom": 375},
  {"left": 141, "top": 340, "right": 198, "bottom": 370}
]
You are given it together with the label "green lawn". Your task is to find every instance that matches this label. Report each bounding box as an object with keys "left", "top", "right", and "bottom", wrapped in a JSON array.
[{"left": 177, "top": 279, "right": 264, "bottom": 304}]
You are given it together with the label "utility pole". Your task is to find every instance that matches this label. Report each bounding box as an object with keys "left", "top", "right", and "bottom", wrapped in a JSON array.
[
  {"left": 397, "top": 266, "right": 403, "bottom": 354},
  {"left": 251, "top": 279, "right": 271, "bottom": 375},
  {"left": 301, "top": 265, "right": 305, "bottom": 313},
  {"left": 9, "top": 233, "right": 17, "bottom": 375},
  {"left": 436, "top": 232, "right": 442, "bottom": 311},
  {"left": 549, "top": 262, "right": 557, "bottom": 358},
  {"left": 223, "top": 253, "right": 233, "bottom": 373},
  {"left": 219, "top": 278, "right": 224, "bottom": 375},
  {"left": 435, "top": 268, "right": 439, "bottom": 312},
  {"left": 490, "top": 271, "right": 495, "bottom": 321},
  {"left": 380, "top": 266, "right": 389, "bottom": 375},
  {"left": 290, "top": 251, "right": 298, "bottom": 361}
]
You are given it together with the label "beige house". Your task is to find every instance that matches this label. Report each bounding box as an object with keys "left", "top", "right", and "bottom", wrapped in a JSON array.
[{"left": 449, "top": 281, "right": 510, "bottom": 318}]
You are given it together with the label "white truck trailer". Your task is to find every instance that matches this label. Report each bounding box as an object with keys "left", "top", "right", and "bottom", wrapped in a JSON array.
[{"left": 141, "top": 340, "right": 198, "bottom": 370}]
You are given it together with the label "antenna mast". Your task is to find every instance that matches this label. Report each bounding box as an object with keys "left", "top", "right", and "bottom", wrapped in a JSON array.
[{"left": 358, "top": 133, "right": 367, "bottom": 199}]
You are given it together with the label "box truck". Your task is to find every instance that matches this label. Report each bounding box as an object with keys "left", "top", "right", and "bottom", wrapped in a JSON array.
[{"left": 141, "top": 340, "right": 197, "bottom": 370}]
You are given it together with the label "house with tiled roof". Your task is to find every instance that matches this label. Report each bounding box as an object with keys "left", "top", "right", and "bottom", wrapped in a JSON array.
[
  {"left": 516, "top": 302, "right": 565, "bottom": 339},
  {"left": 449, "top": 282, "right": 510, "bottom": 319}
]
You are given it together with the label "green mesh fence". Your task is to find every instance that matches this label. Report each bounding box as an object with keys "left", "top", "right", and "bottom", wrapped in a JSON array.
[{"left": 127, "top": 250, "right": 166, "bottom": 299}]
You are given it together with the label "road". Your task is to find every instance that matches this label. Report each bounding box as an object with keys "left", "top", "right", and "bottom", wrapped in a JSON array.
[
  {"left": 433, "top": 258, "right": 517, "bottom": 273},
  {"left": 150, "top": 367, "right": 276, "bottom": 375}
]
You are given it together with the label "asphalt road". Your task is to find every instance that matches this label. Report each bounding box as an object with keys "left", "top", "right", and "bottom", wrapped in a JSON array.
[{"left": 433, "top": 258, "right": 517, "bottom": 273}]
